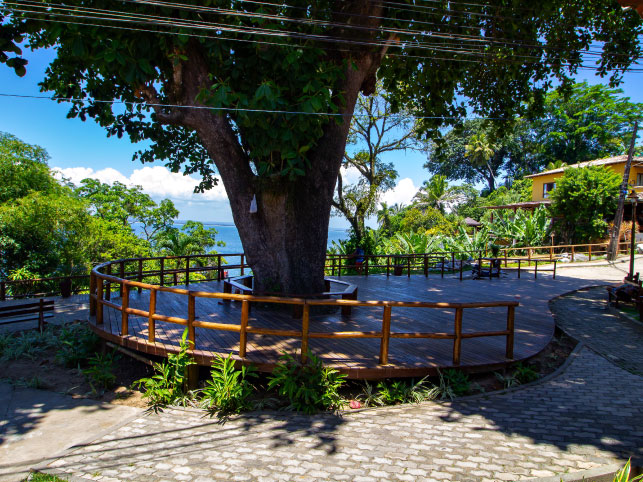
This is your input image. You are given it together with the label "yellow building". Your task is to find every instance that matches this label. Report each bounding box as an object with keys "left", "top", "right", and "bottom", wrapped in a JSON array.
[{"left": 525, "top": 154, "right": 643, "bottom": 202}]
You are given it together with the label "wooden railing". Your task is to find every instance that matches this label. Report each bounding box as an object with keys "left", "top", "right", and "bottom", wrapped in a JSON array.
[
  {"left": 90, "top": 258, "right": 519, "bottom": 367},
  {"left": 3, "top": 240, "right": 634, "bottom": 300}
]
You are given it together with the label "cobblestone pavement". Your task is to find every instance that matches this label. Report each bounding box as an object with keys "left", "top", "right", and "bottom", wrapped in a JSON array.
[
  {"left": 552, "top": 287, "right": 643, "bottom": 376},
  {"left": 44, "top": 347, "right": 642, "bottom": 482}
]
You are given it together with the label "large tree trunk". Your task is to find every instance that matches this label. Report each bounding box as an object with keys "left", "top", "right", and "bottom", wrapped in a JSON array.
[{"left": 147, "top": 4, "right": 387, "bottom": 296}]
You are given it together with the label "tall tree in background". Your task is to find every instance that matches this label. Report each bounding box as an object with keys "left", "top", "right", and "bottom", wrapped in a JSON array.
[
  {"left": 531, "top": 82, "right": 643, "bottom": 166},
  {"left": 2, "top": 1, "right": 641, "bottom": 294},
  {"left": 333, "top": 90, "right": 416, "bottom": 244}
]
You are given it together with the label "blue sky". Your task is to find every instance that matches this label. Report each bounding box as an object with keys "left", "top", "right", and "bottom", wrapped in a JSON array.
[{"left": 1, "top": 47, "right": 642, "bottom": 226}]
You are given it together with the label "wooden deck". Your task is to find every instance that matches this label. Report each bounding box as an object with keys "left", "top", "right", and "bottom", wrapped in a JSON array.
[{"left": 91, "top": 274, "right": 557, "bottom": 379}]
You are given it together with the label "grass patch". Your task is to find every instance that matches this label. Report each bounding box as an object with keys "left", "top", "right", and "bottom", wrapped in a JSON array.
[{"left": 25, "top": 472, "right": 68, "bottom": 482}]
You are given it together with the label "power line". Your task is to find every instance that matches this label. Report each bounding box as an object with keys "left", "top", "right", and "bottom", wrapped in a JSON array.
[
  {"left": 5, "top": 2, "right": 641, "bottom": 69},
  {"left": 0, "top": 92, "right": 513, "bottom": 120}
]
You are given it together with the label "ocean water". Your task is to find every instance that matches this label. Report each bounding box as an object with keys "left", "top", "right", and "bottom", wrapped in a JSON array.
[{"left": 133, "top": 221, "right": 348, "bottom": 253}]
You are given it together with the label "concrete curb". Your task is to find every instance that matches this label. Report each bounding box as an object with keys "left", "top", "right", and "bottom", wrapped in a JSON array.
[{"left": 526, "top": 463, "right": 624, "bottom": 482}]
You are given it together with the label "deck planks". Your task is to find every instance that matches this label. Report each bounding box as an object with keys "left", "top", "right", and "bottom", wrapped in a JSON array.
[{"left": 90, "top": 273, "right": 561, "bottom": 378}]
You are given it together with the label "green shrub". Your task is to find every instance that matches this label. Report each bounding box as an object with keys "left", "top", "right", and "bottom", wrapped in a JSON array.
[
  {"left": 513, "top": 363, "right": 539, "bottom": 384},
  {"left": 0, "top": 327, "right": 57, "bottom": 361},
  {"left": 439, "top": 369, "right": 471, "bottom": 398},
  {"left": 201, "top": 354, "right": 256, "bottom": 414},
  {"left": 83, "top": 351, "right": 118, "bottom": 391},
  {"left": 267, "top": 351, "right": 346, "bottom": 414},
  {"left": 135, "top": 329, "right": 195, "bottom": 409},
  {"left": 376, "top": 377, "right": 439, "bottom": 405},
  {"left": 56, "top": 323, "right": 99, "bottom": 367},
  {"left": 614, "top": 459, "right": 643, "bottom": 482}
]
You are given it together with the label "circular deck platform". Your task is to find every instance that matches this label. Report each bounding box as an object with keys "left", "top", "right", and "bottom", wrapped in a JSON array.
[{"left": 89, "top": 270, "right": 573, "bottom": 379}]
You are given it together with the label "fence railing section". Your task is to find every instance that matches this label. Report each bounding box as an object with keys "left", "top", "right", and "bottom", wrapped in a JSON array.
[
  {"left": 2, "top": 241, "right": 635, "bottom": 300},
  {"left": 90, "top": 259, "right": 519, "bottom": 367}
]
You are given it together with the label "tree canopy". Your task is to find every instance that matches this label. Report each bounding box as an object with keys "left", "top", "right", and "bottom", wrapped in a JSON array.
[{"left": 2, "top": 0, "right": 641, "bottom": 293}]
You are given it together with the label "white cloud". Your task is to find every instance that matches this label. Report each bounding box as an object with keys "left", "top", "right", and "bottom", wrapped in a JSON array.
[
  {"left": 53, "top": 165, "right": 228, "bottom": 202},
  {"left": 339, "top": 165, "right": 362, "bottom": 185},
  {"left": 380, "top": 177, "right": 418, "bottom": 207}
]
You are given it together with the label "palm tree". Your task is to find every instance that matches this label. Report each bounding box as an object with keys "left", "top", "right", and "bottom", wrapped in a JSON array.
[
  {"left": 413, "top": 175, "right": 453, "bottom": 213},
  {"left": 465, "top": 133, "right": 498, "bottom": 191}
]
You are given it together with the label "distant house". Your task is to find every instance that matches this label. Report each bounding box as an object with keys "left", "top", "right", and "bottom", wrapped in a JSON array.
[
  {"left": 524, "top": 155, "right": 643, "bottom": 202},
  {"left": 486, "top": 155, "right": 643, "bottom": 221}
]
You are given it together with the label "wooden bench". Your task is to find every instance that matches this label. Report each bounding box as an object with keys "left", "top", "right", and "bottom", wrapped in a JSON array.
[
  {"left": 0, "top": 299, "right": 55, "bottom": 332},
  {"left": 606, "top": 278, "right": 643, "bottom": 321}
]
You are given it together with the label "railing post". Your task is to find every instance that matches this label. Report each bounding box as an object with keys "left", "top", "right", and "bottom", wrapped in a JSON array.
[
  {"left": 424, "top": 254, "right": 428, "bottom": 277},
  {"left": 0, "top": 281, "right": 5, "bottom": 301},
  {"left": 571, "top": 245, "right": 575, "bottom": 262},
  {"left": 106, "top": 264, "right": 112, "bottom": 301},
  {"left": 550, "top": 245, "right": 553, "bottom": 261},
  {"left": 121, "top": 283, "right": 130, "bottom": 336},
  {"left": 148, "top": 288, "right": 156, "bottom": 343},
  {"left": 451, "top": 252, "right": 455, "bottom": 271},
  {"left": 160, "top": 258, "right": 165, "bottom": 286},
  {"left": 138, "top": 259, "right": 143, "bottom": 294},
  {"left": 440, "top": 257, "right": 445, "bottom": 278},
  {"left": 96, "top": 276, "right": 104, "bottom": 325},
  {"left": 517, "top": 259, "right": 521, "bottom": 279},
  {"left": 588, "top": 244, "right": 592, "bottom": 261},
  {"left": 240, "top": 254, "right": 245, "bottom": 275},
  {"left": 187, "top": 293, "right": 196, "bottom": 348},
  {"left": 505, "top": 250, "right": 508, "bottom": 267},
  {"left": 553, "top": 260, "right": 557, "bottom": 280},
  {"left": 534, "top": 260, "right": 538, "bottom": 279},
  {"left": 459, "top": 259, "right": 463, "bottom": 281},
  {"left": 379, "top": 305, "right": 392, "bottom": 365},
  {"left": 453, "top": 308, "right": 463, "bottom": 365},
  {"left": 506, "top": 305, "right": 515, "bottom": 359},
  {"left": 407, "top": 256, "right": 411, "bottom": 278},
  {"left": 119, "top": 261, "right": 125, "bottom": 297},
  {"left": 365, "top": 256, "right": 369, "bottom": 276},
  {"left": 386, "top": 256, "right": 390, "bottom": 277},
  {"left": 89, "top": 272, "right": 96, "bottom": 316},
  {"left": 217, "top": 255, "right": 222, "bottom": 281},
  {"left": 239, "top": 299, "right": 249, "bottom": 357},
  {"left": 185, "top": 257, "right": 190, "bottom": 287},
  {"left": 527, "top": 249, "right": 531, "bottom": 267},
  {"left": 300, "top": 304, "right": 310, "bottom": 363}
]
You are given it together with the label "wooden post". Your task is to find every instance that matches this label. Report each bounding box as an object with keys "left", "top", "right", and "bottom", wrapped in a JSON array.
[
  {"left": 553, "top": 260, "right": 557, "bottom": 280},
  {"left": 534, "top": 260, "right": 538, "bottom": 279},
  {"left": 106, "top": 264, "right": 112, "bottom": 301},
  {"left": 121, "top": 283, "right": 130, "bottom": 336},
  {"left": 96, "top": 277, "right": 104, "bottom": 325},
  {"left": 549, "top": 245, "right": 553, "bottom": 261},
  {"left": 239, "top": 300, "right": 249, "bottom": 357},
  {"left": 240, "top": 254, "right": 245, "bottom": 275},
  {"left": 365, "top": 256, "right": 369, "bottom": 276},
  {"left": 379, "top": 305, "right": 392, "bottom": 365},
  {"left": 459, "top": 259, "right": 463, "bottom": 281},
  {"left": 571, "top": 245, "right": 575, "bottom": 262},
  {"left": 138, "top": 259, "right": 143, "bottom": 294},
  {"left": 38, "top": 298, "right": 45, "bottom": 333},
  {"left": 588, "top": 244, "right": 592, "bottom": 261},
  {"left": 148, "top": 288, "right": 156, "bottom": 343},
  {"left": 217, "top": 255, "right": 222, "bottom": 281},
  {"left": 185, "top": 257, "right": 190, "bottom": 286},
  {"left": 407, "top": 256, "right": 411, "bottom": 278},
  {"left": 386, "top": 256, "right": 390, "bottom": 277},
  {"left": 506, "top": 305, "right": 515, "bottom": 359},
  {"left": 453, "top": 308, "right": 463, "bottom": 365},
  {"left": 187, "top": 294, "right": 196, "bottom": 350},
  {"left": 0, "top": 281, "right": 5, "bottom": 301},
  {"left": 89, "top": 272, "right": 96, "bottom": 316},
  {"left": 160, "top": 258, "right": 165, "bottom": 286},
  {"left": 119, "top": 262, "right": 125, "bottom": 297},
  {"left": 424, "top": 254, "right": 428, "bottom": 277},
  {"left": 173, "top": 272, "right": 178, "bottom": 286},
  {"left": 505, "top": 250, "right": 508, "bottom": 267},
  {"left": 441, "top": 257, "right": 445, "bottom": 278},
  {"left": 527, "top": 249, "right": 531, "bottom": 267},
  {"left": 300, "top": 304, "right": 310, "bottom": 363},
  {"left": 518, "top": 259, "right": 521, "bottom": 279},
  {"left": 451, "top": 252, "right": 455, "bottom": 271}
]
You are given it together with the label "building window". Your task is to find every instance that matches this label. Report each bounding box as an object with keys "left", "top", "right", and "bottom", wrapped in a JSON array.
[
  {"left": 543, "top": 182, "right": 556, "bottom": 198},
  {"left": 636, "top": 173, "right": 643, "bottom": 187}
]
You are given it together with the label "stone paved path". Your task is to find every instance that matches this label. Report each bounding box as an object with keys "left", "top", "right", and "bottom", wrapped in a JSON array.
[
  {"left": 552, "top": 287, "right": 643, "bottom": 376},
  {"left": 43, "top": 346, "right": 642, "bottom": 482}
]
